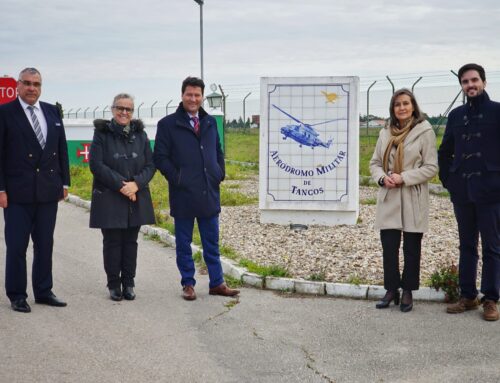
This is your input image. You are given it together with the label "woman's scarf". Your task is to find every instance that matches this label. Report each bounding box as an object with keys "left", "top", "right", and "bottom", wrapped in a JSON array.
[
  {"left": 111, "top": 119, "right": 131, "bottom": 136},
  {"left": 382, "top": 117, "right": 414, "bottom": 174}
]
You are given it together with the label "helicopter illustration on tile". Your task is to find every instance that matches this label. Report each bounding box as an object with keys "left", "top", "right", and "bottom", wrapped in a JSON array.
[{"left": 272, "top": 104, "right": 346, "bottom": 149}]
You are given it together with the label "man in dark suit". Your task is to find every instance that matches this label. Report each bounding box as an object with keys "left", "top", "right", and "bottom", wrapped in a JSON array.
[
  {"left": 154, "top": 76, "right": 239, "bottom": 301},
  {"left": 438, "top": 63, "right": 500, "bottom": 321},
  {"left": 0, "top": 67, "right": 70, "bottom": 313}
]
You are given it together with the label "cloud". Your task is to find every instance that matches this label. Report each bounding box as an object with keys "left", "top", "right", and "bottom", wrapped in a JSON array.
[{"left": 1, "top": 0, "right": 499, "bottom": 111}]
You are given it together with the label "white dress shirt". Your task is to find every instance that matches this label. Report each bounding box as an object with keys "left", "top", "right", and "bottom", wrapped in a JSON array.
[{"left": 18, "top": 97, "right": 48, "bottom": 142}]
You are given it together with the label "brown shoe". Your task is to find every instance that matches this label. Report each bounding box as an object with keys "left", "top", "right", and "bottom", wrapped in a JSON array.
[
  {"left": 209, "top": 283, "right": 240, "bottom": 297},
  {"left": 446, "top": 297, "right": 480, "bottom": 313},
  {"left": 182, "top": 285, "right": 196, "bottom": 301},
  {"left": 483, "top": 300, "right": 499, "bottom": 321}
]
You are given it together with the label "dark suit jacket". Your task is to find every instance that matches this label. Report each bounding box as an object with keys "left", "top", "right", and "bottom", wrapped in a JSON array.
[
  {"left": 0, "top": 98, "right": 70, "bottom": 203},
  {"left": 438, "top": 91, "right": 500, "bottom": 204},
  {"left": 154, "top": 103, "right": 225, "bottom": 218}
]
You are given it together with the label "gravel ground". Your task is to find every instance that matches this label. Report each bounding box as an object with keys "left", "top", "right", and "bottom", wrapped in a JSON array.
[{"left": 220, "top": 180, "right": 482, "bottom": 286}]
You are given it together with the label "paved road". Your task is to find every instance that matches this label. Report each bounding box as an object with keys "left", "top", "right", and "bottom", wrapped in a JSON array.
[{"left": 0, "top": 202, "right": 498, "bottom": 383}]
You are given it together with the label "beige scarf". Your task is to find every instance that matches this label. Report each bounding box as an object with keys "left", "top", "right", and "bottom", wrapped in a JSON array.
[{"left": 382, "top": 118, "right": 414, "bottom": 174}]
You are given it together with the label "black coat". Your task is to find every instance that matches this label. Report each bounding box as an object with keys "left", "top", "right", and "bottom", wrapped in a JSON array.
[
  {"left": 438, "top": 91, "right": 500, "bottom": 204},
  {"left": 153, "top": 103, "right": 225, "bottom": 218},
  {"left": 89, "top": 119, "right": 155, "bottom": 228},
  {"left": 0, "top": 99, "right": 70, "bottom": 203}
]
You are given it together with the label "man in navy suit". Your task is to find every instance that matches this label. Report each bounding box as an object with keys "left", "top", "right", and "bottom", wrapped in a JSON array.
[
  {"left": 0, "top": 67, "right": 70, "bottom": 313},
  {"left": 439, "top": 63, "right": 500, "bottom": 321},
  {"left": 154, "top": 77, "right": 239, "bottom": 301}
]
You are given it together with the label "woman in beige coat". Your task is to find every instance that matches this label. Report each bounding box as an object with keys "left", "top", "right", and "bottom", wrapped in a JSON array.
[{"left": 370, "top": 88, "right": 438, "bottom": 312}]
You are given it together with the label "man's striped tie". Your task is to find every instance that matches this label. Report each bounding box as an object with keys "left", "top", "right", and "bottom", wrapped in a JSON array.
[
  {"left": 27, "top": 105, "right": 46, "bottom": 149},
  {"left": 191, "top": 116, "right": 200, "bottom": 136}
]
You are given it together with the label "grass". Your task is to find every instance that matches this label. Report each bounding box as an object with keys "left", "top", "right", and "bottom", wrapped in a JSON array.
[
  {"left": 143, "top": 233, "right": 161, "bottom": 242},
  {"left": 225, "top": 162, "right": 258, "bottom": 180},
  {"left": 360, "top": 197, "right": 377, "bottom": 205},
  {"left": 224, "top": 275, "right": 243, "bottom": 289},
  {"left": 192, "top": 250, "right": 206, "bottom": 273},
  {"left": 307, "top": 271, "right": 326, "bottom": 282},
  {"left": 225, "top": 129, "right": 259, "bottom": 163},
  {"left": 69, "top": 165, "right": 93, "bottom": 200},
  {"left": 224, "top": 299, "right": 240, "bottom": 309},
  {"left": 220, "top": 245, "right": 239, "bottom": 260},
  {"left": 345, "top": 273, "right": 370, "bottom": 286},
  {"left": 238, "top": 258, "right": 290, "bottom": 278},
  {"left": 220, "top": 185, "right": 258, "bottom": 205}
]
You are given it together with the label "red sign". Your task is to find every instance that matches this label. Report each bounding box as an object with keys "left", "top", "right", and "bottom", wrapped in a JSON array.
[{"left": 0, "top": 77, "right": 17, "bottom": 105}]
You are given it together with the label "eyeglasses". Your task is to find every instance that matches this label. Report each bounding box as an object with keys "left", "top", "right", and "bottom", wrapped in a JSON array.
[
  {"left": 18, "top": 80, "right": 42, "bottom": 88},
  {"left": 112, "top": 106, "right": 134, "bottom": 114}
]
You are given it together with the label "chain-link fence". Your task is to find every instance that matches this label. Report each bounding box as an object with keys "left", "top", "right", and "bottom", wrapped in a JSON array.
[{"left": 63, "top": 70, "right": 500, "bottom": 150}]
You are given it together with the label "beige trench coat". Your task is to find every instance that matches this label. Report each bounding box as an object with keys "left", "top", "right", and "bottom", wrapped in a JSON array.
[{"left": 369, "top": 120, "right": 438, "bottom": 232}]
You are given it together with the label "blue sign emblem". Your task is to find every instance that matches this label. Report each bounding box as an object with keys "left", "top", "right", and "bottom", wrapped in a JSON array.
[{"left": 272, "top": 104, "right": 346, "bottom": 149}]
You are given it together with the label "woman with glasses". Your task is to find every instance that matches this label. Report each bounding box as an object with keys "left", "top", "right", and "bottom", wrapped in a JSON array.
[
  {"left": 89, "top": 93, "right": 155, "bottom": 301},
  {"left": 370, "top": 89, "right": 438, "bottom": 313}
]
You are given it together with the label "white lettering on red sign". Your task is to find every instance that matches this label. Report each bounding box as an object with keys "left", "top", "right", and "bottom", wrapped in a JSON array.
[
  {"left": 0, "top": 77, "right": 17, "bottom": 104},
  {"left": 0, "top": 87, "right": 16, "bottom": 98}
]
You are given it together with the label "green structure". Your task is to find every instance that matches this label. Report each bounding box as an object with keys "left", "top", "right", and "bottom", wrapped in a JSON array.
[{"left": 65, "top": 113, "right": 225, "bottom": 166}]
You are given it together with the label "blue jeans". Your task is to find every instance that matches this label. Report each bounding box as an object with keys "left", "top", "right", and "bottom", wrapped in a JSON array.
[
  {"left": 174, "top": 215, "right": 224, "bottom": 289},
  {"left": 453, "top": 202, "right": 500, "bottom": 302}
]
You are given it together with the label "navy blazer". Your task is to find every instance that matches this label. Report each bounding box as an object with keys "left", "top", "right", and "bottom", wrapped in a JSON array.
[
  {"left": 0, "top": 98, "right": 70, "bottom": 203},
  {"left": 154, "top": 103, "right": 225, "bottom": 218},
  {"left": 438, "top": 92, "right": 500, "bottom": 203}
]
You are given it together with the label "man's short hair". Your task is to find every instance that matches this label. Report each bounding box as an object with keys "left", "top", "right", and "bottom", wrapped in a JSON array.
[
  {"left": 458, "top": 63, "right": 486, "bottom": 83},
  {"left": 18, "top": 67, "right": 41, "bottom": 79},
  {"left": 182, "top": 77, "right": 205, "bottom": 95}
]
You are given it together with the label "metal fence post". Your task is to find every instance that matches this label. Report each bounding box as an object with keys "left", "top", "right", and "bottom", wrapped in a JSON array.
[
  {"left": 151, "top": 101, "right": 158, "bottom": 118},
  {"left": 366, "top": 81, "right": 377, "bottom": 135}
]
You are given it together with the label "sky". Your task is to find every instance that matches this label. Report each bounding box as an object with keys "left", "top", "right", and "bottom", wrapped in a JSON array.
[{"left": 2, "top": 0, "right": 500, "bottom": 119}]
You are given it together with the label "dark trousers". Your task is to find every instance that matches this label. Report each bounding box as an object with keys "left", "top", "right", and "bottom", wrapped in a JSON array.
[
  {"left": 174, "top": 215, "right": 224, "bottom": 289},
  {"left": 453, "top": 202, "right": 500, "bottom": 302},
  {"left": 380, "top": 229, "right": 423, "bottom": 291},
  {"left": 101, "top": 227, "right": 140, "bottom": 289},
  {"left": 4, "top": 202, "right": 58, "bottom": 301}
]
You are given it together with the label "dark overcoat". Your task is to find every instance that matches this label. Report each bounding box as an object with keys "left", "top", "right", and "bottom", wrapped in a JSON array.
[
  {"left": 153, "top": 103, "right": 225, "bottom": 218},
  {"left": 438, "top": 92, "right": 500, "bottom": 204},
  {"left": 89, "top": 119, "right": 155, "bottom": 228},
  {"left": 0, "top": 98, "right": 70, "bottom": 203}
]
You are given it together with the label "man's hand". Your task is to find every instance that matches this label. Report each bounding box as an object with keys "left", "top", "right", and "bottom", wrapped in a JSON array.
[
  {"left": 59, "top": 189, "right": 68, "bottom": 202},
  {"left": 0, "top": 191, "right": 8, "bottom": 208}
]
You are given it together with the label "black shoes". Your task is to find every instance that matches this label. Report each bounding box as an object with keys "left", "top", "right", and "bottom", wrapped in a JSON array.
[
  {"left": 109, "top": 287, "right": 123, "bottom": 301},
  {"left": 400, "top": 290, "right": 413, "bottom": 313},
  {"left": 123, "top": 286, "right": 136, "bottom": 301},
  {"left": 109, "top": 287, "right": 136, "bottom": 301},
  {"left": 11, "top": 293, "right": 66, "bottom": 312},
  {"left": 376, "top": 290, "right": 400, "bottom": 309},
  {"left": 11, "top": 299, "right": 31, "bottom": 313},
  {"left": 35, "top": 294, "right": 67, "bottom": 307}
]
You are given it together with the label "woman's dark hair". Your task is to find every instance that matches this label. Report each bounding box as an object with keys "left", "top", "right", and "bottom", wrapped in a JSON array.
[
  {"left": 457, "top": 63, "right": 486, "bottom": 83},
  {"left": 181, "top": 76, "right": 205, "bottom": 95},
  {"left": 388, "top": 88, "right": 425, "bottom": 127}
]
